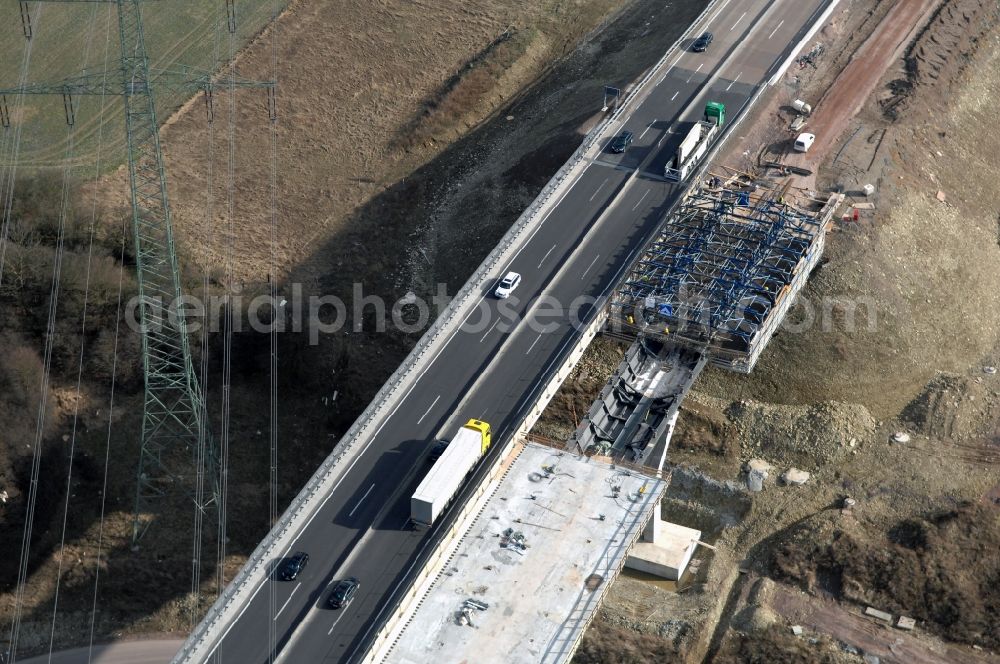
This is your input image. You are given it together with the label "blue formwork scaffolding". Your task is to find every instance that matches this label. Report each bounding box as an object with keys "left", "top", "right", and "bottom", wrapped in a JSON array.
[{"left": 609, "top": 180, "right": 839, "bottom": 372}]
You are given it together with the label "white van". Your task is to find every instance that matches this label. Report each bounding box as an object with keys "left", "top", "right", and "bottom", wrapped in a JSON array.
[{"left": 793, "top": 132, "right": 815, "bottom": 152}]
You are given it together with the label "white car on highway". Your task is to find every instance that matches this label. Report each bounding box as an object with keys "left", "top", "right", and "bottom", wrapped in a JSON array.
[{"left": 494, "top": 271, "right": 521, "bottom": 299}]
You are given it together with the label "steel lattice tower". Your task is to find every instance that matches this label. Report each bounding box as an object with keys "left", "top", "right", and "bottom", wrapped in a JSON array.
[{"left": 1, "top": 0, "right": 273, "bottom": 545}]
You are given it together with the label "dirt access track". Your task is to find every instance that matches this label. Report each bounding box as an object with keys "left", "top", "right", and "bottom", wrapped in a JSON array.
[
  {"left": 788, "top": 0, "right": 939, "bottom": 171},
  {"left": 1, "top": 0, "right": 718, "bottom": 657},
  {"left": 767, "top": 581, "right": 998, "bottom": 664},
  {"left": 567, "top": 0, "right": 1000, "bottom": 660}
]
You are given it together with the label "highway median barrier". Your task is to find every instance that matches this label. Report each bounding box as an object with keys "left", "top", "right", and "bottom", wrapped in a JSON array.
[{"left": 173, "top": 0, "right": 842, "bottom": 659}]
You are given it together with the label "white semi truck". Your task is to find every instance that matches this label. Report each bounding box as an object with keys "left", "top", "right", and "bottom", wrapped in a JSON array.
[
  {"left": 410, "top": 419, "right": 492, "bottom": 526},
  {"left": 664, "top": 101, "right": 725, "bottom": 182}
]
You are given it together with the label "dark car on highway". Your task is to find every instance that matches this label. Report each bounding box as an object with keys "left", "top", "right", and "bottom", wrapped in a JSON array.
[
  {"left": 428, "top": 439, "right": 449, "bottom": 462},
  {"left": 328, "top": 577, "right": 360, "bottom": 608},
  {"left": 279, "top": 551, "right": 309, "bottom": 581},
  {"left": 609, "top": 130, "right": 634, "bottom": 154},
  {"left": 692, "top": 31, "right": 713, "bottom": 52}
]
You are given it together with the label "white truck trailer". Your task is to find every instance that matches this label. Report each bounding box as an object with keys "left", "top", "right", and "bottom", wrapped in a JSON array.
[
  {"left": 664, "top": 101, "right": 725, "bottom": 182},
  {"left": 411, "top": 419, "right": 492, "bottom": 526}
]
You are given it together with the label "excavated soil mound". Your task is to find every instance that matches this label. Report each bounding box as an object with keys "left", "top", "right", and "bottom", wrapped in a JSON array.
[
  {"left": 882, "top": 0, "right": 1000, "bottom": 119},
  {"left": 901, "top": 372, "right": 1000, "bottom": 441},
  {"left": 770, "top": 502, "right": 1000, "bottom": 650},
  {"left": 696, "top": 0, "right": 1000, "bottom": 420},
  {"left": 714, "top": 625, "right": 848, "bottom": 664},
  {"left": 726, "top": 399, "right": 876, "bottom": 470},
  {"left": 574, "top": 622, "right": 685, "bottom": 663}
]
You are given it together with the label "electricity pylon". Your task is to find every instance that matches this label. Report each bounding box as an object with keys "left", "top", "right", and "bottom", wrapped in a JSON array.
[{"left": 0, "top": 1, "right": 274, "bottom": 545}]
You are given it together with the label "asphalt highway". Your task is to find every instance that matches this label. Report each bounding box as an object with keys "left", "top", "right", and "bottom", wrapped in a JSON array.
[{"left": 200, "top": 0, "right": 832, "bottom": 662}]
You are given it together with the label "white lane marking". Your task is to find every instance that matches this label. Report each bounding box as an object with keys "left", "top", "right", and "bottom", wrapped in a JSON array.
[
  {"left": 206, "top": 0, "right": 694, "bottom": 644},
  {"left": 581, "top": 254, "right": 601, "bottom": 280},
  {"left": 526, "top": 333, "right": 542, "bottom": 355},
  {"left": 726, "top": 72, "right": 742, "bottom": 91},
  {"left": 639, "top": 121, "right": 655, "bottom": 139},
  {"left": 658, "top": 56, "right": 682, "bottom": 88},
  {"left": 211, "top": 0, "right": 797, "bottom": 651},
  {"left": 538, "top": 244, "right": 557, "bottom": 269},
  {"left": 274, "top": 582, "right": 301, "bottom": 621},
  {"left": 671, "top": 90, "right": 679, "bottom": 101},
  {"left": 631, "top": 190, "right": 650, "bottom": 211},
  {"left": 589, "top": 177, "right": 609, "bottom": 201},
  {"left": 479, "top": 317, "right": 501, "bottom": 343},
  {"left": 705, "top": 0, "right": 733, "bottom": 28},
  {"left": 768, "top": 19, "right": 784, "bottom": 39},
  {"left": 685, "top": 63, "right": 703, "bottom": 84},
  {"left": 327, "top": 611, "right": 345, "bottom": 635},
  {"left": 731, "top": 11, "right": 746, "bottom": 31},
  {"left": 346, "top": 69, "right": 723, "bottom": 648},
  {"left": 416, "top": 395, "right": 440, "bottom": 425},
  {"left": 452, "top": 164, "right": 588, "bottom": 334},
  {"left": 348, "top": 483, "right": 376, "bottom": 518}
]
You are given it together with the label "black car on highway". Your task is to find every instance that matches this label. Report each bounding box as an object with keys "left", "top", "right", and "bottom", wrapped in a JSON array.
[
  {"left": 428, "top": 439, "right": 449, "bottom": 462},
  {"left": 279, "top": 551, "right": 309, "bottom": 581},
  {"left": 692, "top": 31, "right": 714, "bottom": 52},
  {"left": 328, "top": 577, "right": 360, "bottom": 608},
  {"left": 609, "top": 130, "right": 633, "bottom": 153}
]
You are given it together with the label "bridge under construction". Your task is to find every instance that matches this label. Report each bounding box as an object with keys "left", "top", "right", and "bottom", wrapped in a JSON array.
[{"left": 609, "top": 177, "right": 840, "bottom": 374}]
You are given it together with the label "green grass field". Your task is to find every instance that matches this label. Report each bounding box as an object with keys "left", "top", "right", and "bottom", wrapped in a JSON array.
[{"left": 0, "top": 1, "right": 283, "bottom": 172}]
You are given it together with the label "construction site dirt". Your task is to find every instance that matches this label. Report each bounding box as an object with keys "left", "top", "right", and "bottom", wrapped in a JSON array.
[
  {"left": 0, "top": 0, "right": 714, "bottom": 655},
  {"left": 3, "top": 0, "right": 1000, "bottom": 660},
  {"left": 537, "top": 0, "right": 1000, "bottom": 661}
]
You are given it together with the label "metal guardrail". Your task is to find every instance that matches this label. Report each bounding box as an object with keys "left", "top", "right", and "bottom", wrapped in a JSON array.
[
  {"left": 171, "top": 4, "right": 726, "bottom": 660},
  {"left": 353, "top": 3, "right": 844, "bottom": 662},
  {"left": 589, "top": 0, "right": 724, "bottom": 143},
  {"left": 363, "top": 304, "right": 620, "bottom": 662},
  {"left": 177, "top": 0, "right": 846, "bottom": 657},
  {"left": 767, "top": 0, "right": 843, "bottom": 86},
  {"left": 173, "top": 111, "right": 598, "bottom": 663}
]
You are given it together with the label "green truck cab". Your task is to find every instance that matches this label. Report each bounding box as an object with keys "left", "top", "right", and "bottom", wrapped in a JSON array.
[{"left": 705, "top": 101, "right": 725, "bottom": 127}]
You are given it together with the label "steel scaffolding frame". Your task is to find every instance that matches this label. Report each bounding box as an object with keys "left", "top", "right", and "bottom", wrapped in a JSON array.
[{"left": 610, "top": 183, "right": 822, "bottom": 358}]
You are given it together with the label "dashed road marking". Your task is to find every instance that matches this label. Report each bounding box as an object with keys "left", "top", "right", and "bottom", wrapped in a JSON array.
[
  {"left": 274, "top": 583, "right": 301, "bottom": 621},
  {"left": 348, "top": 483, "right": 376, "bottom": 518},
  {"left": 417, "top": 395, "right": 440, "bottom": 425},
  {"left": 632, "top": 190, "right": 650, "bottom": 211},
  {"left": 526, "top": 333, "right": 542, "bottom": 355},
  {"left": 589, "top": 177, "right": 609, "bottom": 201},
  {"left": 538, "top": 244, "right": 557, "bottom": 269},
  {"left": 686, "top": 63, "right": 703, "bottom": 84}
]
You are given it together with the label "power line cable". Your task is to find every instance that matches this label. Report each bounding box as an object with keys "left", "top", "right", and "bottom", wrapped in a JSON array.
[
  {"left": 267, "top": 0, "right": 281, "bottom": 658},
  {"left": 0, "top": 3, "right": 45, "bottom": 290},
  {"left": 85, "top": 190, "right": 128, "bottom": 664},
  {"left": 191, "top": 6, "right": 226, "bottom": 633},
  {"left": 215, "top": 0, "right": 239, "bottom": 602},
  {"left": 45, "top": 3, "right": 112, "bottom": 658},
  {"left": 8, "top": 68, "right": 80, "bottom": 664}
]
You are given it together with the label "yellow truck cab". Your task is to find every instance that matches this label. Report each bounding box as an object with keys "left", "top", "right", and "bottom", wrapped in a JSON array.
[
  {"left": 463, "top": 419, "right": 492, "bottom": 454},
  {"left": 411, "top": 418, "right": 493, "bottom": 526}
]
